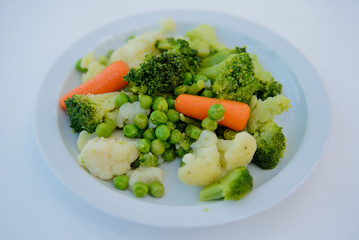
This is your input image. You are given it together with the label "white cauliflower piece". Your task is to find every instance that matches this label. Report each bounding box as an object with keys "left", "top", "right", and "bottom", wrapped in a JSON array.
[
  {"left": 218, "top": 131, "right": 257, "bottom": 171},
  {"left": 81, "top": 61, "right": 106, "bottom": 83},
  {"left": 109, "top": 31, "right": 166, "bottom": 68},
  {"left": 77, "top": 131, "right": 140, "bottom": 180},
  {"left": 77, "top": 130, "right": 97, "bottom": 152},
  {"left": 126, "top": 166, "right": 164, "bottom": 189},
  {"left": 177, "top": 130, "right": 221, "bottom": 186},
  {"left": 80, "top": 52, "right": 96, "bottom": 69},
  {"left": 116, "top": 101, "right": 150, "bottom": 128}
]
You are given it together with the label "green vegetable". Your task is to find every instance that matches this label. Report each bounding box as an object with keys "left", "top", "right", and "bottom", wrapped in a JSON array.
[
  {"left": 185, "top": 24, "right": 227, "bottom": 51},
  {"left": 201, "top": 117, "right": 218, "bottom": 131},
  {"left": 166, "top": 109, "right": 180, "bottom": 123},
  {"left": 223, "top": 129, "right": 237, "bottom": 140},
  {"left": 150, "top": 110, "right": 168, "bottom": 125},
  {"left": 186, "top": 124, "right": 202, "bottom": 140},
  {"left": 166, "top": 98, "right": 175, "bottom": 109},
  {"left": 113, "top": 175, "right": 129, "bottom": 190},
  {"left": 208, "top": 104, "right": 225, "bottom": 120},
  {"left": 165, "top": 121, "right": 175, "bottom": 131},
  {"left": 95, "top": 122, "right": 113, "bottom": 138},
  {"left": 115, "top": 93, "right": 130, "bottom": 108},
  {"left": 162, "top": 147, "right": 176, "bottom": 162},
  {"left": 132, "top": 182, "right": 149, "bottom": 198},
  {"left": 143, "top": 128, "right": 156, "bottom": 141},
  {"left": 199, "top": 167, "right": 253, "bottom": 201},
  {"left": 201, "top": 89, "right": 214, "bottom": 98},
  {"left": 186, "top": 80, "right": 205, "bottom": 95},
  {"left": 152, "top": 96, "right": 168, "bottom": 112},
  {"left": 75, "top": 58, "right": 88, "bottom": 73},
  {"left": 139, "top": 153, "right": 158, "bottom": 167},
  {"left": 168, "top": 129, "right": 183, "bottom": 144},
  {"left": 150, "top": 139, "right": 166, "bottom": 156},
  {"left": 64, "top": 92, "right": 119, "bottom": 133},
  {"left": 155, "top": 125, "right": 171, "bottom": 141},
  {"left": 134, "top": 113, "right": 148, "bottom": 129},
  {"left": 124, "top": 38, "right": 200, "bottom": 95},
  {"left": 129, "top": 94, "right": 139, "bottom": 103},
  {"left": 123, "top": 124, "right": 139, "bottom": 138},
  {"left": 174, "top": 85, "right": 188, "bottom": 96},
  {"left": 149, "top": 182, "right": 165, "bottom": 198},
  {"left": 136, "top": 138, "right": 151, "bottom": 153},
  {"left": 139, "top": 95, "right": 153, "bottom": 109}
]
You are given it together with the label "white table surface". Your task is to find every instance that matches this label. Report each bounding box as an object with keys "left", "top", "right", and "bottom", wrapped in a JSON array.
[{"left": 1, "top": 0, "right": 358, "bottom": 239}]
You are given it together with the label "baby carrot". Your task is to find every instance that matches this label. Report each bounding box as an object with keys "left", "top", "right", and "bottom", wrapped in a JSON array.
[
  {"left": 59, "top": 61, "right": 130, "bottom": 110},
  {"left": 174, "top": 94, "right": 250, "bottom": 131}
]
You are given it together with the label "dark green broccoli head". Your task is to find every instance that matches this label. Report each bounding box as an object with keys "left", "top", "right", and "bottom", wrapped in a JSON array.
[
  {"left": 64, "top": 92, "right": 119, "bottom": 133},
  {"left": 252, "top": 121, "right": 287, "bottom": 169},
  {"left": 199, "top": 166, "right": 253, "bottom": 201},
  {"left": 124, "top": 38, "right": 200, "bottom": 95}
]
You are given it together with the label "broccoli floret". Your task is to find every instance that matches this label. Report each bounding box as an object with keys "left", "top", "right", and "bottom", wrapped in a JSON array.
[
  {"left": 185, "top": 24, "right": 227, "bottom": 51},
  {"left": 247, "top": 95, "right": 290, "bottom": 169},
  {"left": 252, "top": 121, "right": 286, "bottom": 169},
  {"left": 124, "top": 38, "right": 200, "bottom": 95},
  {"left": 64, "top": 92, "right": 119, "bottom": 133},
  {"left": 199, "top": 166, "right": 253, "bottom": 201}
]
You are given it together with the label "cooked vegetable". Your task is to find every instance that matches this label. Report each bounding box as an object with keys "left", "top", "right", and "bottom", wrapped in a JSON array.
[
  {"left": 60, "top": 61, "right": 129, "bottom": 110},
  {"left": 149, "top": 182, "right": 165, "bottom": 198},
  {"left": 199, "top": 166, "right": 253, "bottom": 201},
  {"left": 115, "top": 93, "right": 130, "bottom": 107},
  {"left": 126, "top": 166, "right": 164, "bottom": 189},
  {"left": 132, "top": 182, "right": 149, "bottom": 198},
  {"left": 65, "top": 92, "right": 119, "bottom": 133},
  {"left": 113, "top": 174, "right": 129, "bottom": 190},
  {"left": 175, "top": 94, "right": 250, "bottom": 131}
]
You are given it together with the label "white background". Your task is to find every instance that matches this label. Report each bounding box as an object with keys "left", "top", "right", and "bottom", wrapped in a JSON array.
[{"left": 1, "top": 0, "right": 358, "bottom": 239}]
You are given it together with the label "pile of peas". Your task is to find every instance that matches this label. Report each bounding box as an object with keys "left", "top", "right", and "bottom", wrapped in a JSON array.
[{"left": 95, "top": 72, "right": 235, "bottom": 199}]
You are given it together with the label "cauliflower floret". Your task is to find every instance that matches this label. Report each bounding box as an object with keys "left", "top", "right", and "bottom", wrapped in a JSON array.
[
  {"left": 126, "top": 166, "right": 164, "bottom": 189},
  {"left": 77, "top": 131, "right": 140, "bottom": 180},
  {"left": 77, "top": 130, "right": 97, "bottom": 152},
  {"left": 177, "top": 130, "right": 221, "bottom": 186},
  {"left": 81, "top": 61, "right": 106, "bottom": 83},
  {"left": 218, "top": 131, "right": 257, "bottom": 171},
  {"left": 109, "top": 31, "right": 166, "bottom": 68},
  {"left": 159, "top": 18, "right": 176, "bottom": 33},
  {"left": 116, "top": 101, "right": 150, "bottom": 128}
]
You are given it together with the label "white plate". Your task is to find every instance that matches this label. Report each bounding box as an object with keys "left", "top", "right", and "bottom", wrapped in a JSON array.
[{"left": 34, "top": 10, "right": 330, "bottom": 228}]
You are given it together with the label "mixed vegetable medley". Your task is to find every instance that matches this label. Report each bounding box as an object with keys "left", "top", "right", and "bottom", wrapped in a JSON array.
[{"left": 60, "top": 19, "right": 290, "bottom": 201}]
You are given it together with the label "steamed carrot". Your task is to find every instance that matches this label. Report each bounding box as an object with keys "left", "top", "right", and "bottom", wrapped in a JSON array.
[
  {"left": 59, "top": 61, "right": 130, "bottom": 110},
  {"left": 174, "top": 94, "right": 251, "bottom": 131}
]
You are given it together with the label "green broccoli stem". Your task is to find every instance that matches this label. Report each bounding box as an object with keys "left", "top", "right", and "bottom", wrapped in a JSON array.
[{"left": 199, "top": 182, "right": 224, "bottom": 201}]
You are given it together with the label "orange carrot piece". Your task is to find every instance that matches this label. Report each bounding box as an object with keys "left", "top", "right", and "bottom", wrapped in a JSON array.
[
  {"left": 59, "top": 61, "right": 130, "bottom": 110},
  {"left": 175, "top": 94, "right": 251, "bottom": 131}
]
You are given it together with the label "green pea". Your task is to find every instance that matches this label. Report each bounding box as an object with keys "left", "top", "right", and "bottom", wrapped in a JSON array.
[
  {"left": 168, "top": 129, "right": 183, "bottom": 144},
  {"left": 155, "top": 125, "right": 171, "bottom": 142},
  {"left": 152, "top": 96, "right": 168, "bottom": 112},
  {"left": 132, "top": 182, "right": 149, "bottom": 198},
  {"left": 113, "top": 175, "right": 129, "bottom": 190},
  {"left": 75, "top": 59, "right": 87, "bottom": 73},
  {"left": 150, "top": 139, "right": 166, "bottom": 156},
  {"left": 166, "top": 98, "right": 175, "bottom": 109},
  {"left": 134, "top": 113, "right": 148, "bottom": 129},
  {"left": 136, "top": 138, "right": 151, "bottom": 153},
  {"left": 115, "top": 93, "right": 130, "bottom": 108},
  {"left": 95, "top": 122, "right": 113, "bottom": 138},
  {"left": 165, "top": 121, "right": 175, "bottom": 131},
  {"left": 174, "top": 85, "right": 188, "bottom": 96},
  {"left": 201, "top": 89, "right": 214, "bottom": 98},
  {"left": 149, "top": 182, "right": 165, "bottom": 198},
  {"left": 150, "top": 110, "right": 168, "bottom": 125},
  {"left": 143, "top": 128, "right": 156, "bottom": 141},
  {"left": 201, "top": 117, "right": 218, "bottom": 131},
  {"left": 185, "top": 124, "right": 195, "bottom": 136},
  {"left": 129, "top": 94, "right": 139, "bottom": 103},
  {"left": 208, "top": 104, "right": 225, "bottom": 120},
  {"left": 223, "top": 129, "right": 238, "bottom": 140},
  {"left": 166, "top": 109, "right": 180, "bottom": 123},
  {"left": 189, "top": 125, "right": 202, "bottom": 140},
  {"left": 183, "top": 72, "right": 193, "bottom": 85},
  {"left": 139, "top": 95, "right": 153, "bottom": 109},
  {"left": 162, "top": 147, "right": 176, "bottom": 162},
  {"left": 139, "top": 153, "right": 158, "bottom": 167},
  {"left": 123, "top": 124, "right": 139, "bottom": 138}
]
